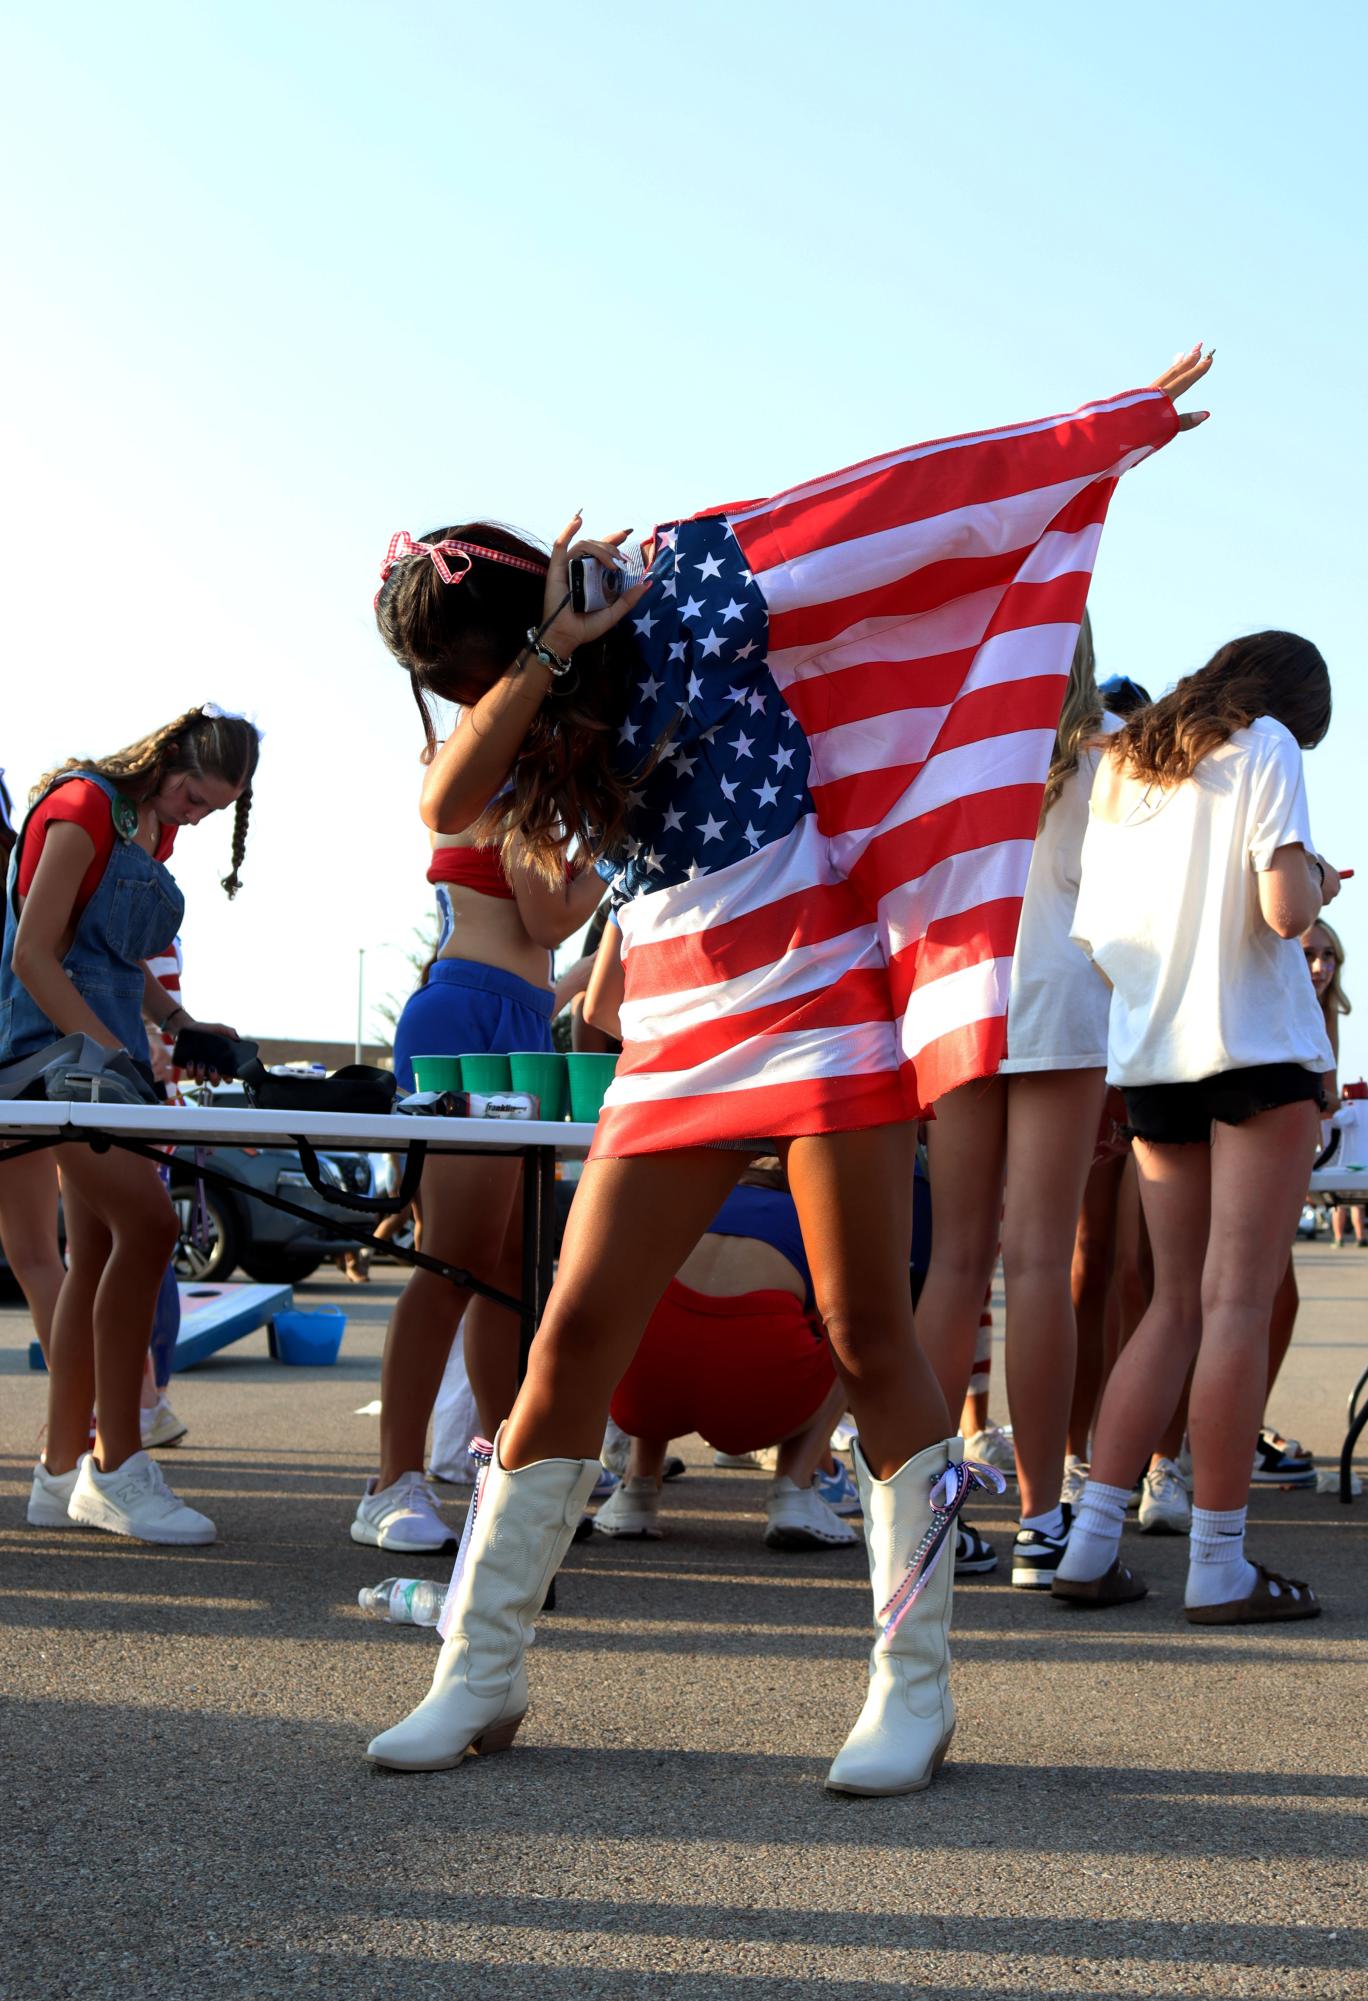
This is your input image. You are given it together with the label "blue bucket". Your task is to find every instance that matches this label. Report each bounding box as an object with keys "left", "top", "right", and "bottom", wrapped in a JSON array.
[{"left": 273, "top": 1305, "right": 346, "bottom": 1366}]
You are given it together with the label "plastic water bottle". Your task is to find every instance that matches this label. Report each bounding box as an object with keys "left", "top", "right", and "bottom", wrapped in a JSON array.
[{"left": 357, "top": 1577, "right": 446, "bottom": 1626}]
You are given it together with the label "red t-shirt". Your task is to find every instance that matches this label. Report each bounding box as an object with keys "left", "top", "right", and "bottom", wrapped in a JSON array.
[{"left": 17, "top": 780, "right": 177, "bottom": 918}]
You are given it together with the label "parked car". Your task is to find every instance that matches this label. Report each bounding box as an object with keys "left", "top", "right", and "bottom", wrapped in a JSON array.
[{"left": 169, "top": 1087, "right": 373, "bottom": 1284}]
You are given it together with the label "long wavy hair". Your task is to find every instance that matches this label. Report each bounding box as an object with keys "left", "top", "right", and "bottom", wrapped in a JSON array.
[
  {"left": 1039, "top": 611, "right": 1101, "bottom": 824},
  {"left": 36, "top": 708, "right": 261, "bottom": 898},
  {"left": 375, "top": 524, "right": 639, "bottom": 881},
  {"left": 1112, "top": 630, "right": 1330, "bottom": 785}
]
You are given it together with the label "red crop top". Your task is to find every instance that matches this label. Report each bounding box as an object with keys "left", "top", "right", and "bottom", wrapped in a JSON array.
[
  {"left": 427, "top": 844, "right": 515, "bottom": 900},
  {"left": 18, "top": 779, "right": 177, "bottom": 917}
]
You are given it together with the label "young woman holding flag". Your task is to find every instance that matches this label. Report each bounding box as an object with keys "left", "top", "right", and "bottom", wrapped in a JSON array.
[{"left": 364, "top": 347, "right": 1213, "bottom": 1793}]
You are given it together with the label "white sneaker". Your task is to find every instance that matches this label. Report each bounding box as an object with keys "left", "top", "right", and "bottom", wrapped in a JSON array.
[
  {"left": 140, "top": 1394, "right": 189, "bottom": 1449},
  {"left": 1061, "top": 1454, "right": 1090, "bottom": 1511},
  {"left": 764, "top": 1477, "right": 860, "bottom": 1550},
  {"left": 27, "top": 1461, "right": 81, "bottom": 1528},
  {"left": 1177, "top": 1435, "right": 1195, "bottom": 1492},
  {"left": 962, "top": 1424, "right": 1017, "bottom": 1479},
  {"left": 593, "top": 1476, "right": 663, "bottom": 1538},
  {"left": 68, "top": 1451, "right": 216, "bottom": 1545},
  {"left": 600, "top": 1417, "right": 632, "bottom": 1480},
  {"left": 1138, "top": 1457, "right": 1192, "bottom": 1535},
  {"left": 350, "top": 1471, "right": 455, "bottom": 1552},
  {"left": 713, "top": 1445, "right": 779, "bottom": 1472}
]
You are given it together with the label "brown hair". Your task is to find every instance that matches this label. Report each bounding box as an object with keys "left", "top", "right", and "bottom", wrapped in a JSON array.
[
  {"left": 375, "top": 524, "right": 639, "bottom": 881},
  {"left": 1112, "top": 630, "right": 1330, "bottom": 786},
  {"left": 36, "top": 708, "right": 261, "bottom": 898},
  {"left": 1039, "top": 611, "right": 1101, "bottom": 824}
]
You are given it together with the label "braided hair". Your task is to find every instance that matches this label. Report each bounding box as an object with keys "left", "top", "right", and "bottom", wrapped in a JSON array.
[{"left": 35, "top": 706, "right": 261, "bottom": 898}]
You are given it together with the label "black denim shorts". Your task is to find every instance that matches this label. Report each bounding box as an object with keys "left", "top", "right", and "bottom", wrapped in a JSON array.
[{"left": 1122, "top": 1063, "right": 1325, "bottom": 1147}]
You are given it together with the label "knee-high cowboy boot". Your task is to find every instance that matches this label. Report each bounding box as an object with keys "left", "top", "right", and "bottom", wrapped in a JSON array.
[
  {"left": 366, "top": 1425, "right": 599, "bottom": 1772},
  {"left": 825, "top": 1435, "right": 1001, "bottom": 1796}
]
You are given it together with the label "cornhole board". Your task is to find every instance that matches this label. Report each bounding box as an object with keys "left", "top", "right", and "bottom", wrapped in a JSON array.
[{"left": 28, "top": 1279, "right": 292, "bottom": 1372}]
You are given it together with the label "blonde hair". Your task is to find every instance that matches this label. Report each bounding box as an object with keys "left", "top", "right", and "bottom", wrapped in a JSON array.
[
  {"left": 1308, "top": 917, "right": 1351, "bottom": 1023},
  {"left": 1039, "top": 611, "right": 1101, "bottom": 824},
  {"left": 35, "top": 707, "right": 261, "bottom": 899}
]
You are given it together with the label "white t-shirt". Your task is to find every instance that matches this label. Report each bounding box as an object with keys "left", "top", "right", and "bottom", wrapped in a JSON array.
[
  {"left": 1071, "top": 715, "right": 1333, "bottom": 1087},
  {"left": 1000, "top": 714, "right": 1121, "bottom": 1073}
]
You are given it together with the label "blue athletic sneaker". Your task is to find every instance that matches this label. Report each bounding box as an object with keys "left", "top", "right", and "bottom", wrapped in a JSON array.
[
  {"left": 590, "top": 1466, "right": 619, "bottom": 1501},
  {"left": 814, "top": 1461, "right": 862, "bottom": 1517}
]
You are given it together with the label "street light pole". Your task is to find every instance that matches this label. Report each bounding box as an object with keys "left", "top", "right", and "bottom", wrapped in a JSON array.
[{"left": 355, "top": 946, "right": 366, "bottom": 1065}]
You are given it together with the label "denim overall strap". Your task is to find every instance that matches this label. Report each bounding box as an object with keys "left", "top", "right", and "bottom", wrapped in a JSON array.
[{"left": 0, "top": 770, "right": 185, "bottom": 1062}]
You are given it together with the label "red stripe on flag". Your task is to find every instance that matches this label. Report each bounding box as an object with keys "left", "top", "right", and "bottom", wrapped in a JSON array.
[
  {"left": 807, "top": 676, "right": 1066, "bottom": 835},
  {"left": 780, "top": 574, "right": 1091, "bottom": 738},
  {"left": 902, "top": 1014, "right": 1008, "bottom": 1116},
  {"left": 590, "top": 1068, "right": 913, "bottom": 1159},
  {"left": 621, "top": 879, "right": 868, "bottom": 1002},
  {"left": 731, "top": 397, "right": 1171, "bottom": 574},
  {"left": 848, "top": 786, "right": 1043, "bottom": 909},
  {"left": 617, "top": 966, "right": 895, "bottom": 1076},
  {"left": 887, "top": 899, "right": 1026, "bottom": 1002},
  {"left": 763, "top": 482, "right": 1114, "bottom": 658}
]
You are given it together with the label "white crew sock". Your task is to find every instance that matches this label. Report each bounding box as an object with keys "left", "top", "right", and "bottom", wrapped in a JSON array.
[
  {"left": 1020, "top": 1504, "right": 1066, "bottom": 1541},
  {"left": 1054, "top": 1479, "right": 1130, "bottom": 1583},
  {"left": 1185, "top": 1505, "right": 1258, "bottom": 1608}
]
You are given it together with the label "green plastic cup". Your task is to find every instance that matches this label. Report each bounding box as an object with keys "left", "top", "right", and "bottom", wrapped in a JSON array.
[
  {"left": 459, "top": 1052, "right": 513, "bottom": 1095},
  {"left": 509, "top": 1051, "right": 569, "bottom": 1122},
  {"left": 565, "top": 1051, "right": 620, "bottom": 1123},
  {"left": 411, "top": 1055, "right": 464, "bottom": 1095}
]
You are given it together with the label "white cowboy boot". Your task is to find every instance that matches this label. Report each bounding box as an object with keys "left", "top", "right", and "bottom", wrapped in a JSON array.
[
  {"left": 826, "top": 1435, "right": 994, "bottom": 1796},
  {"left": 366, "top": 1425, "right": 599, "bottom": 1772}
]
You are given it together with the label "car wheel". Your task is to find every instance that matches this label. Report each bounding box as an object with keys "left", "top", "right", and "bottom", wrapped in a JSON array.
[
  {"left": 171, "top": 1185, "right": 241, "bottom": 1283},
  {"left": 241, "top": 1249, "right": 324, "bottom": 1285}
]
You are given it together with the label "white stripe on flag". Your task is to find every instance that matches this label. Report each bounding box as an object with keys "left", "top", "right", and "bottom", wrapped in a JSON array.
[
  {"left": 897, "top": 956, "right": 1014, "bottom": 1059},
  {"left": 606, "top": 1020, "right": 902, "bottom": 1104}
]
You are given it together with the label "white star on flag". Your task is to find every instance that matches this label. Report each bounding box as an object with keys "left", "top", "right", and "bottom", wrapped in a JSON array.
[
  {"left": 697, "top": 814, "right": 725, "bottom": 843},
  {"left": 637, "top": 674, "right": 662, "bottom": 702},
  {"left": 634, "top": 611, "right": 658, "bottom": 637},
  {"left": 696, "top": 551, "right": 724, "bottom": 581},
  {"left": 729, "top": 730, "right": 754, "bottom": 759},
  {"left": 718, "top": 597, "right": 746, "bottom": 624},
  {"left": 699, "top": 630, "right": 724, "bottom": 659},
  {"left": 679, "top": 595, "right": 704, "bottom": 622},
  {"left": 753, "top": 779, "right": 779, "bottom": 807}
]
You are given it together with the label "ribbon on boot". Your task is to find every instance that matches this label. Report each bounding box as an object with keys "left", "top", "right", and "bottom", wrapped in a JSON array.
[
  {"left": 877, "top": 1459, "right": 1007, "bottom": 1644},
  {"left": 436, "top": 1436, "right": 494, "bottom": 1641}
]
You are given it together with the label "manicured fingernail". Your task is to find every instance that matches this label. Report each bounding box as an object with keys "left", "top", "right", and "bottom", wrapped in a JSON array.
[{"left": 1193, "top": 410, "right": 1210, "bottom": 423}]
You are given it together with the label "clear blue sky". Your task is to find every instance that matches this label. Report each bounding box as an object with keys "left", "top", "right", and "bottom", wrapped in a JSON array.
[{"left": 4, "top": 3, "right": 1365, "bottom": 1072}]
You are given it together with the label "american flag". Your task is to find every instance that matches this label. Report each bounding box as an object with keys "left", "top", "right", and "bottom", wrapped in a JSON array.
[{"left": 592, "top": 387, "right": 1178, "bottom": 1158}]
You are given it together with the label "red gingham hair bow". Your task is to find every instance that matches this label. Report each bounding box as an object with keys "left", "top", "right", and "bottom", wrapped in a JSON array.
[{"left": 374, "top": 531, "right": 548, "bottom": 608}]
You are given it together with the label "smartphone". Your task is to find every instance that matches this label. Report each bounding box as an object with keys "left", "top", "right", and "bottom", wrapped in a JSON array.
[{"left": 569, "top": 542, "right": 645, "bottom": 616}]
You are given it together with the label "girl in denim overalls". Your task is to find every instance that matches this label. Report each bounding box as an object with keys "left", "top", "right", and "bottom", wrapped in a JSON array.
[{"left": 3, "top": 709, "right": 259, "bottom": 1545}]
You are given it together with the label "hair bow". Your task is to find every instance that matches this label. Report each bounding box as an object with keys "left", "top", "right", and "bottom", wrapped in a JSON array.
[{"left": 375, "top": 531, "right": 548, "bottom": 609}]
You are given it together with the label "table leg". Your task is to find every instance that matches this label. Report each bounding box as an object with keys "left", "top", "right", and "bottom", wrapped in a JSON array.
[
  {"left": 1340, "top": 1360, "right": 1368, "bottom": 1503},
  {"left": 518, "top": 1147, "right": 556, "bottom": 1380}
]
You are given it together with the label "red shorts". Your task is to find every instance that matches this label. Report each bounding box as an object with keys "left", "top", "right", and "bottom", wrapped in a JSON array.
[{"left": 610, "top": 1279, "right": 836, "bottom": 1456}]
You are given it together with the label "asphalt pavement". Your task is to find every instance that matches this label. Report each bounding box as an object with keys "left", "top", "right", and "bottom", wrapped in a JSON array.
[{"left": 2, "top": 1240, "right": 1365, "bottom": 2000}]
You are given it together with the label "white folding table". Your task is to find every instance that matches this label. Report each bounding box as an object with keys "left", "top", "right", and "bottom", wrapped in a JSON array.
[{"left": 0, "top": 1101, "right": 597, "bottom": 1366}]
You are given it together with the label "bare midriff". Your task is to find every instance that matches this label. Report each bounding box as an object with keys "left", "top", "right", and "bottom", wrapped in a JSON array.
[
  {"left": 435, "top": 871, "right": 552, "bottom": 991},
  {"left": 674, "top": 1231, "right": 806, "bottom": 1303}
]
